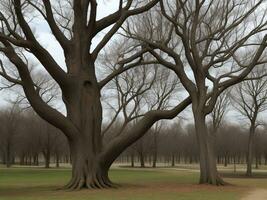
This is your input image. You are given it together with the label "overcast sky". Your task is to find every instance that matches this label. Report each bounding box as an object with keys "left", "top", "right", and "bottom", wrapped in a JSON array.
[
  {"left": 0, "top": 1, "right": 265, "bottom": 128},
  {"left": 0, "top": 1, "right": 119, "bottom": 106}
]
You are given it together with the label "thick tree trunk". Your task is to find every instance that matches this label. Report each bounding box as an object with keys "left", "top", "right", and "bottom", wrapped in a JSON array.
[
  {"left": 194, "top": 112, "right": 226, "bottom": 185},
  {"left": 64, "top": 139, "right": 115, "bottom": 190},
  {"left": 63, "top": 76, "right": 116, "bottom": 190}
]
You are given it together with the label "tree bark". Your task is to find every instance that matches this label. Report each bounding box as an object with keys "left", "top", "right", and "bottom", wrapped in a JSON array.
[
  {"left": 194, "top": 111, "right": 226, "bottom": 185},
  {"left": 63, "top": 74, "right": 120, "bottom": 190},
  {"left": 63, "top": 83, "right": 191, "bottom": 190},
  {"left": 64, "top": 138, "right": 115, "bottom": 190}
]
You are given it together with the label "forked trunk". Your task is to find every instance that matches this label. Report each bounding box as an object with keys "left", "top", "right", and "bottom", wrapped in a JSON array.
[{"left": 194, "top": 112, "right": 226, "bottom": 185}]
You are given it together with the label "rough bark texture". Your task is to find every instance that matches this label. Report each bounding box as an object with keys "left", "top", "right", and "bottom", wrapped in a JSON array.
[
  {"left": 194, "top": 111, "right": 226, "bottom": 185},
  {"left": 62, "top": 67, "right": 112, "bottom": 189},
  {"left": 65, "top": 140, "right": 115, "bottom": 190}
]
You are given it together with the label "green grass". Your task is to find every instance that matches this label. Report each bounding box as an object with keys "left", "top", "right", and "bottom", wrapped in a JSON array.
[{"left": 0, "top": 166, "right": 265, "bottom": 200}]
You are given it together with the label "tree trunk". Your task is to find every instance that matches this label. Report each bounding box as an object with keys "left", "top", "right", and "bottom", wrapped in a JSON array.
[
  {"left": 255, "top": 155, "right": 259, "bottom": 169},
  {"left": 152, "top": 132, "right": 158, "bottom": 168},
  {"left": 44, "top": 151, "right": 50, "bottom": 168},
  {"left": 171, "top": 153, "right": 175, "bottom": 167},
  {"left": 6, "top": 140, "right": 11, "bottom": 168},
  {"left": 61, "top": 71, "right": 190, "bottom": 190},
  {"left": 246, "top": 126, "right": 255, "bottom": 176},
  {"left": 194, "top": 111, "right": 225, "bottom": 185},
  {"left": 34, "top": 154, "right": 39, "bottom": 166},
  {"left": 131, "top": 153, "right": 135, "bottom": 168},
  {"left": 140, "top": 152, "right": 145, "bottom": 168},
  {"left": 63, "top": 79, "right": 116, "bottom": 190},
  {"left": 233, "top": 155, "right": 236, "bottom": 173},
  {"left": 224, "top": 153, "right": 228, "bottom": 167},
  {"left": 64, "top": 139, "right": 114, "bottom": 190},
  {"left": 56, "top": 153, "right": 60, "bottom": 168}
]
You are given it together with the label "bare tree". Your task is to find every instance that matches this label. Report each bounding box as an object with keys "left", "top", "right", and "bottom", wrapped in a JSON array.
[
  {"left": 210, "top": 91, "right": 230, "bottom": 134},
  {"left": 102, "top": 58, "right": 180, "bottom": 167},
  {"left": 125, "top": 0, "right": 267, "bottom": 185},
  {"left": 231, "top": 67, "right": 267, "bottom": 176},
  {"left": 0, "top": 0, "right": 193, "bottom": 189},
  {"left": 151, "top": 122, "right": 162, "bottom": 168}
]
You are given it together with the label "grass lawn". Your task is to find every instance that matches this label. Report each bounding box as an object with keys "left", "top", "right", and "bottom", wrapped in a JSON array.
[{"left": 0, "top": 165, "right": 266, "bottom": 200}]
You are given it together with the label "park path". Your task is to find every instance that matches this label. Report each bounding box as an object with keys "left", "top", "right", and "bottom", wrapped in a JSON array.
[{"left": 241, "top": 189, "right": 267, "bottom": 200}]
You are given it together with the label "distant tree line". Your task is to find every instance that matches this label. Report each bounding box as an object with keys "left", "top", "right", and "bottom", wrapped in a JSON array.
[{"left": 1, "top": 106, "right": 267, "bottom": 171}]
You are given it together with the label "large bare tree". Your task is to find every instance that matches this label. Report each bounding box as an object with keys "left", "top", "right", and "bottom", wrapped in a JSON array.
[
  {"left": 125, "top": 0, "right": 267, "bottom": 185},
  {"left": 0, "top": 0, "right": 192, "bottom": 189}
]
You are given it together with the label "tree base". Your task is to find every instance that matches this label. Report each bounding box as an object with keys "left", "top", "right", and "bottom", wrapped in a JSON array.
[
  {"left": 63, "top": 175, "right": 119, "bottom": 190},
  {"left": 199, "top": 176, "right": 229, "bottom": 186}
]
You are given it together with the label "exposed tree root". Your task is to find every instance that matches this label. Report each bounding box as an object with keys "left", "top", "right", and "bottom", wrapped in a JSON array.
[
  {"left": 62, "top": 173, "right": 119, "bottom": 190},
  {"left": 199, "top": 175, "right": 230, "bottom": 186}
]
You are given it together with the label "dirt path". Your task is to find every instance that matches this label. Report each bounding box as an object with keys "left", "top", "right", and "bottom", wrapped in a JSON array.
[{"left": 241, "top": 189, "right": 267, "bottom": 200}]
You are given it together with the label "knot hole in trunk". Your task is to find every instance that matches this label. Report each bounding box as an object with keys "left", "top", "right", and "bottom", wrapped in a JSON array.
[{"left": 84, "top": 81, "right": 92, "bottom": 87}]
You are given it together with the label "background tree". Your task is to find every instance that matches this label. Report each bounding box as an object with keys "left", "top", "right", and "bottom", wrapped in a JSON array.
[
  {"left": 0, "top": 99, "right": 21, "bottom": 167},
  {"left": 210, "top": 91, "right": 230, "bottom": 134},
  {"left": 231, "top": 68, "right": 267, "bottom": 176},
  {"left": 125, "top": 0, "right": 267, "bottom": 185}
]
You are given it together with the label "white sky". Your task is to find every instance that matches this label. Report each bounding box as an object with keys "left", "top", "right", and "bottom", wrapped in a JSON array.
[{"left": 0, "top": 1, "right": 119, "bottom": 106}]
